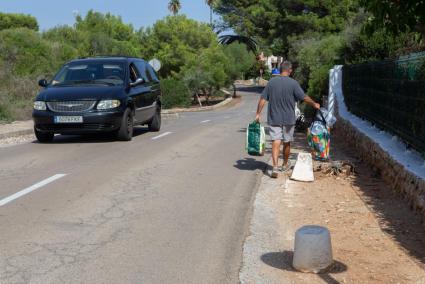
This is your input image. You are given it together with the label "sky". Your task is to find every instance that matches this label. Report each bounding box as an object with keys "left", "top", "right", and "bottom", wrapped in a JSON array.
[{"left": 0, "top": 0, "right": 221, "bottom": 31}]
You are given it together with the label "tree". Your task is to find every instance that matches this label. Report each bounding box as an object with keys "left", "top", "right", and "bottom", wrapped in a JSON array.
[
  {"left": 75, "top": 10, "right": 134, "bottom": 42},
  {"left": 0, "top": 13, "right": 39, "bottom": 31},
  {"left": 168, "top": 0, "right": 181, "bottom": 16},
  {"left": 214, "top": 0, "right": 358, "bottom": 56},
  {"left": 180, "top": 44, "right": 228, "bottom": 105},
  {"left": 139, "top": 15, "right": 217, "bottom": 77},
  {"left": 223, "top": 43, "right": 256, "bottom": 96},
  {"left": 294, "top": 35, "right": 345, "bottom": 99},
  {"left": 360, "top": 0, "right": 425, "bottom": 36}
]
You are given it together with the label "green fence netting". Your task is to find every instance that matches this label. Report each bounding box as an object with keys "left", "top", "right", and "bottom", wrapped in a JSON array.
[{"left": 342, "top": 52, "right": 425, "bottom": 155}]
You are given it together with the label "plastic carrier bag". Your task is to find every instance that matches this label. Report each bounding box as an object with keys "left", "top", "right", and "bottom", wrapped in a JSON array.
[
  {"left": 314, "top": 107, "right": 336, "bottom": 128},
  {"left": 307, "top": 110, "right": 331, "bottom": 161},
  {"left": 246, "top": 121, "right": 266, "bottom": 156}
]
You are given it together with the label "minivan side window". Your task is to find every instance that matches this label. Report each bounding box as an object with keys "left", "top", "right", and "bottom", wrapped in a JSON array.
[
  {"left": 135, "top": 61, "right": 151, "bottom": 83},
  {"left": 147, "top": 65, "right": 159, "bottom": 82},
  {"left": 129, "top": 63, "right": 140, "bottom": 83}
]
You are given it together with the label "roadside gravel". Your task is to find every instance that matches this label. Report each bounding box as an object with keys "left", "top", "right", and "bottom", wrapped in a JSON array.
[{"left": 0, "top": 134, "right": 35, "bottom": 147}]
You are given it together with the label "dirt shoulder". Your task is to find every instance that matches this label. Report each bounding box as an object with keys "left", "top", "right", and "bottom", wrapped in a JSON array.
[{"left": 240, "top": 131, "right": 425, "bottom": 284}]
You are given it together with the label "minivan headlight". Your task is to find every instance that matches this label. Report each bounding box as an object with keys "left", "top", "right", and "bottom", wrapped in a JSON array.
[
  {"left": 97, "top": 100, "right": 121, "bottom": 110},
  {"left": 34, "top": 101, "right": 47, "bottom": 111}
]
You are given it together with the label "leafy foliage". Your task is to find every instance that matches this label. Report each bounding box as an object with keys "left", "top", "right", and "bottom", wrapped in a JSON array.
[
  {"left": 294, "top": 35, "right": 345, "bottom": 99},
  {"left": 215, "top": 0, "right": 358, "bottom": 55},
  {"left": 179, "top": 44, "right": 228, "bottom": 104},
  {"left": 360, "top": 0, "right": 425, "bottom": 35},
  {"left": 0, "top": 28, "right": 76, "bottom": 76},
  {"left": 0, "top": 13, "right": 38, "bottom": 31},
  {"left": 160, "top": 78, "right": 191, "bottom": 108},
  {"left": 223, "top": 43, "right": 256, "bottom": 83},
  {"left": 139, "top": 15, "right": 218, "bottom": 78},
  {"left": 0, "top": 11, "right": 256, "bottom": 119}
]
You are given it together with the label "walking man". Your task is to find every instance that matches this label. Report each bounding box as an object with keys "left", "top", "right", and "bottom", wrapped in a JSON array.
[{"left": 255, "top": 61, "right": 320, "bottom": 178}]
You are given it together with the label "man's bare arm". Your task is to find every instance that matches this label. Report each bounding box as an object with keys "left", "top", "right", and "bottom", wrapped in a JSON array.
[
  {"left": 255, "top": 98, "right": 267, "bottom": 122},
  {"left": 303, "top": 95, "right": 320, "bottom": 110}
]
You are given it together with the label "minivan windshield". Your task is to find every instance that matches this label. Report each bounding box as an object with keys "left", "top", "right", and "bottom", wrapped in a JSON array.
[{"left": 51, "top": 62, "right": 126, "bottom": 86}]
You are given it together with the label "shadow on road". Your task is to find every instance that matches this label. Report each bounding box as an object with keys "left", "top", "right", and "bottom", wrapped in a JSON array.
[
  {"left": 32, "top": 126, "right": 150, "bottom": 144},
  {"left": 234, "top": 158, "right": 268, "bottom": 172},
  {"left": 261, "top": 251, "right": 347, "bottom": 284},
  {"left": 236, "top": 86, "right": 265, "bottom": 94}
]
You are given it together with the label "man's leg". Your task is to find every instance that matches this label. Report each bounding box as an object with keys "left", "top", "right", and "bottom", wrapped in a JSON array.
[
  {"left": 282, "top": 125, "right": 295, "bottom": 171},
  {"left": 269, "top": 126, "right": 283, "bottom": 178},
  {"left": 283, "top": 142, "right": 290, "bottom": 166},
  {"left": 272, "top": 139, "right": 282, "bottom": 167}
]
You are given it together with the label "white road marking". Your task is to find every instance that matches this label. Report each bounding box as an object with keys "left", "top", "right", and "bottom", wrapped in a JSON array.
[
  {"left": 152, "top": 132, "right": 172, "bottom": 140},
  {"left": 200, "top": 120, "right": 211, "bottom": 124},
  {"left": 0, "top": 174, "right": 67, "bottom": 207}
]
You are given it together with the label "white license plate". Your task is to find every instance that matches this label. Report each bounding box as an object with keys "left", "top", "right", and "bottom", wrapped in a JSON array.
[{"left": 54, "top": 116, "right": 83, "bottom": 123}]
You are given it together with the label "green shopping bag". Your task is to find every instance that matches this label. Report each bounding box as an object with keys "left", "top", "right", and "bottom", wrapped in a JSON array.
[{"left": 246, "top": 121, "right": 266, "bottom": 156}]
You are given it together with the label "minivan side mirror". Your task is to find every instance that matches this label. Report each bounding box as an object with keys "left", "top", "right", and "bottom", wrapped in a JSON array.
[
  {"left": 129, "top": 78, "right": 144, "bottom": 87},
  {"left": 38, "top": 79, "right": 48, "bottom": 88}
]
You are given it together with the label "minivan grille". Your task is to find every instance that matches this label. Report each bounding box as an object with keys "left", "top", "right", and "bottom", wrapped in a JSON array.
[{"left": 47, "top": 101, "right": 96, "bottom": 113}]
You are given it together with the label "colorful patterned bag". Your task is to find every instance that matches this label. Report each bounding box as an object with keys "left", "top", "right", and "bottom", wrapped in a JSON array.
[
  {"left": 246, "top": 121, "right": 266, "bottom": 156},
  {"left": 307, "top": 111, "right": 331, "bottom": 161}
]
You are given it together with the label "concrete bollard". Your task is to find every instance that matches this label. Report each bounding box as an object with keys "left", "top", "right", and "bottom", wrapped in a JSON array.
[{"left": 292, "top": 225, "right": 333, "bottom": 273}]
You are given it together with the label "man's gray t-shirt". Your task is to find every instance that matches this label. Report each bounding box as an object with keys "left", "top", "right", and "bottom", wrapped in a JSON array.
[{"left": 261, "top": 76, "right": 306, "bottom": 125}]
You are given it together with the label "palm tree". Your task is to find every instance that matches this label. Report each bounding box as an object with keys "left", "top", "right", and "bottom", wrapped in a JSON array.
[
  {"left": 168, "top": 0, "right": 181, "bottom": 15},
  {"left": 206, "top": 0, "right": 214, "bottom": 27}
]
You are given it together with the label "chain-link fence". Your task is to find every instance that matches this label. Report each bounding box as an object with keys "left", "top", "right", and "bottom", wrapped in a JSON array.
[{"left": 342, "top": 52, "right": 425, "bottom": 155}]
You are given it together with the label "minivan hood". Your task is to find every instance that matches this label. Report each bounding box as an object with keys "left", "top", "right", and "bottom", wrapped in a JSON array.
[{"left": 37, "top": 86, "right": 125, "bottom": 101}]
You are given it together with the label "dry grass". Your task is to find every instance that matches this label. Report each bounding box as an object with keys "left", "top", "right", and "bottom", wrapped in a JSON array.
[{"left": 0, "top": 68, "right": 38, "bottom": 122}]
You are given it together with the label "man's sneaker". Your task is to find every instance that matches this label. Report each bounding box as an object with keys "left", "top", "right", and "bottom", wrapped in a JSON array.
[
  {"left": 271, "top": 167, "right": 279, "bottom": 178},
  {"left": 281, "top": 163, "right": 291, "bottom": 172}
]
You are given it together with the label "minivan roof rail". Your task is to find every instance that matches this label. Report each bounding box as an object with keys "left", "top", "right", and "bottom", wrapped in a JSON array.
[{"left": 77, "top": 55, "right": 142, "bottom": 59}]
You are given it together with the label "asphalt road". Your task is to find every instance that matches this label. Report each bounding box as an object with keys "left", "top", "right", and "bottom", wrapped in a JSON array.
[{"left": 0, "top": 87, "right": 267, "bottom": 284}]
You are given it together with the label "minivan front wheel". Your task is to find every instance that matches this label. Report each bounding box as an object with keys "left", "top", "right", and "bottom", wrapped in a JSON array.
[
  {"left": 148, "top": 107, "right": 161, "bottom": 132},
  {"left": 117, "top": 108, "right": 134, "bottom": 141},
  {"left": 34, "top": 127, "right": 54, "bottom": 143}
]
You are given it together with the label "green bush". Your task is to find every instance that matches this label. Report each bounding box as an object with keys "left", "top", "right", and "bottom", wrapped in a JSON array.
[
  {"left": 223, "top": 43, "right": 256, "bottom": 84},
  {"left": 160, "top": 78, "right": 191, "bottom": 109},
  {"left": 0, "top": 100, "right": 12, "bottom": 122},
  {"left": 140, "top": 15, "right": 218, "bottom": 78},
  {"left": 293, "top": 35, "right": 344, "bottom": 100},
  {"left": 0, "top": 13, "right": 38, "bottom": 31}
]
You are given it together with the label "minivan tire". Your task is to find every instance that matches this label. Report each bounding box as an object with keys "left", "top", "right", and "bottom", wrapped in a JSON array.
[
  {"left": 117, "top": 108, "right": 134, "bottom": 141},
  {"left": 34, "top": 127, "right": 54, "bottom": 143},
  {"left": 148, "top": 107, "right": 161, "bottom": 132}
]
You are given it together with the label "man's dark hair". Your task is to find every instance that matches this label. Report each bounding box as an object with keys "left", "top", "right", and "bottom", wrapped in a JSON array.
[{"left": 280, "top": 61, "right": 292, "bottom": 73}]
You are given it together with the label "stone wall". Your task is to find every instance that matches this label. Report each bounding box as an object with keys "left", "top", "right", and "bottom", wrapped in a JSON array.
[{"left": 334, "top": 116, "right": 425, "bottom": 221}]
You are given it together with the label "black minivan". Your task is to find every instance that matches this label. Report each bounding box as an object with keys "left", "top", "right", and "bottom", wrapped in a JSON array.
[{"left": 33, "top": 57, "right": 161, "bottom": 142}]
